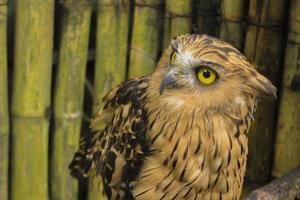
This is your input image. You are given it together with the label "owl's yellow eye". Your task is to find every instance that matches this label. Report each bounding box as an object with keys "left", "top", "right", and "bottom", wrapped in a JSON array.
[
  {"left": 197, "top": 67, "right": 218, "bottom": 85},
  {"left": 170, "top": 51, "right": 176, "bottom": 64}
]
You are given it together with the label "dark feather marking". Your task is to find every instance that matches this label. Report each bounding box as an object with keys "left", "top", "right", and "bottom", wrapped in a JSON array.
[
  {"left": 213, "top": 142, "right": 219, "bottom": 158},
  {"left": 159, "top": 192, "right": 169, "bottom": 200},
  {"left": 171, "top": 190, "right": 181, "bottom": 200},
  {"left": 235, "top": 124, "right": 240, "bottom": 138},
  {"left": 135, "top": 186, "right": 155, "bottom": 198},
  {"left": 170, "top": 138, "right": 180, "bottom": 159},
  {"left": 185, "top": 174, "right": 199, "bottom": 187},
  {"left": 226, "top": 179, "right": 229, "bottom": 192},
  {"left": 193, "top": 192, "right": 198, "bottom": 200},
  {"left": 194, "top": 127, "right": 202, "bottom": 155},
  {"left": 226, "top": 130, "right": 233, "bottom": 149},
  {"left": 168, "top": 114, "right": 181, "bottom": 142},
  {"left": 179, "top": 161, "right": 189, "bottom": 181},
  {"left": 183, "top": 187, "right": 193, "bottom": 198},
  {"left": 190, "top": 109, "right": 196, "bottom": 130},
  {"left": 216, "top": 160, "right": 223, "bottom": 172},
  {"left": 201, "top": 155, "right": 206, "bottom": 170},
  {"left": 213, "top": 173, "right": 220, "bottom": 187},
  {"left": 151, "top": 122, "right": 168, "bottom": 144},
  {"left": 162, "top": 178, "right": 175, "bottom": 192},
  {"left": 226, "top": 150, "right": 231, "bottom": 167},
  {"left": 237, "top": 137, "right": 244, "bottom": 155},
  {"left": 183, "top": 145, "right": 189, "bottom": 160}
]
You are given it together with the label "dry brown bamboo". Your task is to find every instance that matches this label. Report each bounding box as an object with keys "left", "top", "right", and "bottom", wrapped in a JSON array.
[
  {"left": 163, "top": 0, "right": 193, "bottom": 48},
  {"left": 194, "top": 0, "right": 220, "bottom": 36},
  {"left": 51, "top": 1, "right": 92, "bottom": 200},
  {"left": 128, "top": 0, "right": 163, "bottom": 78},
  {"left": 243, "top": 0, "right": 287, "bottom": 184},
  {"left": 219, "top": 0, "right": 246, "bottom": 50},
  {"left": 10, "top": 1, "right": 54, "bottom": 200},
  {"left": 0, "top": 1, "right": 8, "bottom": 200},
  {"left": 272, "top": 0, "right": 300, "bottom": 178}
]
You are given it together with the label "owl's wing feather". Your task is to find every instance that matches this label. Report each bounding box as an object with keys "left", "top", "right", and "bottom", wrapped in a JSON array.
[{"left": 69, "top": 76, "right": 151, "bottom": 199}]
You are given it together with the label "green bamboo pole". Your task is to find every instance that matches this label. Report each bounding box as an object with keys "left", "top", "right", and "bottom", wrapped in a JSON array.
[
  {"left": 219, "top": 0, "right": 246, "bottom": 50},
  {"left": 88, "top": 1, "right": 130, "bottom": 199},
  {"left": 11, "top": 1, "right": 54, "bottom": 200},
  {"left": 51, "top": 1, "right": 92, "bottom": 200},
  {"left": 163, "top": 0, "right": 193, "bottom": 48},
  {"left": 128, "top": 0, "right": 163, "bottom": 78},
  {"left": 272, "top": 0, "right": 300, "bottom": 178},
  {"left": 194, "top": 0, "right": 219, "bottom": 36},
  {"left": 243, "top": 0, "right": 286, "bottom": 184},
  {"left": 0, "top": 1, "right": 8, "bottom": 200},
  {"left": 92, "top": 0, "right": 130, "bottom": 113}
]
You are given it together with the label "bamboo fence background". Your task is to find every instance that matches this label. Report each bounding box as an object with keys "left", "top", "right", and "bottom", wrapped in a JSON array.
[{"left": 1, "top": 0, "right": 300, "bottom": 200}]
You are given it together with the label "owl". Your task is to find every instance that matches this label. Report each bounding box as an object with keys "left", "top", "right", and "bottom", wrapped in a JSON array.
[{"left": 70, "top": 34, "right": 276, "bottom": 200}]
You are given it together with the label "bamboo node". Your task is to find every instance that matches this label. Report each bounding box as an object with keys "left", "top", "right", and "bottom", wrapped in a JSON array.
[
  {"left": 164, "top": 11, "right": 192, "bottom": 19},
  {"left": 63, "top": 111, "right": 82, "bottom": 120},
  {"left": 134, "top": 2, "right": 163, "bottom": 10},
  {"left": 220, "top": 17, "right": 244, "bottom": 24},
  {"left": 247, "top": 19, "right": 284, "bottom": 32}
]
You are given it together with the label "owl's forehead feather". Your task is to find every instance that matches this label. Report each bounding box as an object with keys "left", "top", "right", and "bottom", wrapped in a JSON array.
[{"left": 171, "top": 34, "right": 248, "bottom": 70}]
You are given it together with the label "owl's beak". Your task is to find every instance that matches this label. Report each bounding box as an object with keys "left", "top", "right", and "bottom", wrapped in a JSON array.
[
  {"left": 159, "top": 72, "right": 180, "bottom": 95},
  {"left": 250, "top": 72, "right": 277, "bottom": 99}
]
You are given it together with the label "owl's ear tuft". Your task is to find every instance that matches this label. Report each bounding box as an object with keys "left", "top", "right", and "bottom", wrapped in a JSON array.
[{"left": 171, "top": 38, "right": 179, "bottom": 52}]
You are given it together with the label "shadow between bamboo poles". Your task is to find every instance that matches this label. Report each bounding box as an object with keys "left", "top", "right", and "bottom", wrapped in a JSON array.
[
  {"left": 272, "top": 0, "right": 300, "bottom": 178},
  {"left": 0, "top": 1, "right": 8, "bottom": 200},
  {"left": 51, "top": 1, "right": 92, "bottom": 200},
  {"left": 128, "top": 0, "right": 163, "bottom": 78},
  {"left": 163, "top": 0, "right": 193, "bottom": 49},
  {"left": 243, "top": 0, "right": 287, "bottom": 184},
  {"left": 11, "top": 1, "right": 54, "bottom": 200},
  {"left": 88, "top": 1, "right": 130, "bottom": 199},
  {"left": 219, "top": 0, "right": 246, "bottom": 51},
  {"left": 194, "top": 0, "right": 220, "bottom": 37}
]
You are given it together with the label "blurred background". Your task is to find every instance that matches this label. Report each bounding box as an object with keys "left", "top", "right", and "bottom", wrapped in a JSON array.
[{"left": 0, "top": 0, "right": 299, "bottom": 200}]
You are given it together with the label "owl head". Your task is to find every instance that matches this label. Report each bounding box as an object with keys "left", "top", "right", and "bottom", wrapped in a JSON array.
[{"left": 152, "top": 34, "right": 276, "bottom": 111}]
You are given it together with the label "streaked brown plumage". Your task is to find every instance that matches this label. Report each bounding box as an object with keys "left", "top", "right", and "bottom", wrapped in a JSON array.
[{"left": 70, "top": 34, "right": 276, "bottom": 200}]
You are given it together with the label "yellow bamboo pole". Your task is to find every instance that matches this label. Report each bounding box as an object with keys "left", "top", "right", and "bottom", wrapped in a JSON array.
[
  {"left": 219, "top": 0, "right": 246, "bottom": 50},
  {"left": 11, "top": 1, "right": 54, "bottom": 200},
  {"left": 272, "top": 0, "right": 300, "bottom": 178},
  {"left": 163, "top": 0, "right": 193, "bottom": 48},
  {"left": 51, "top": 1, "right": 92, "bottom": 200},
  {"left": 194, "top": 0, "right": 219, "bottom": 36},
  {"left": 243, "top": 0, "right": 287, "bottom": 184},
  {"left": 128, "top": 0, "right": 163, "bottom": 78},
  {"left": 88, "top": 1, "right": 130, "bottom": 199},
  {"left": 0, "top": 1, "right": 8, "bottom": 200}
]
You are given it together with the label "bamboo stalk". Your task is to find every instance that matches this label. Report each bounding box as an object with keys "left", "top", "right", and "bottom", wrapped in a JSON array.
[
  {"left": 93, "top": 0, "right": 130, "bottom": 113},
  {"left": 11, "top": 1, "right": 54, "bottom": 200},
  {"left": 128, "top": 0, "right": 163, "bottom": 78},
  {"left": 272, "top": 0, "right": 300, "bottom": 178},
  {"left": 243, "top": 0, "right": 287, "bottom": 184},
  {"left": 163, "top": 0, "right": 193, "bottom": 48},
  {"left": 219, "top": 0, "right": 246, "bottom": 50},
  {"left": 88, "top": 1, "right": 130, "bottom": 199},
  {"left": 194, "top": 0, "right": 220, "bottom": 36},
  {"left": 0, "top": 1, "right": 8, "bottom": 200},
  {"left": 51, "top": 1, "right": 92, "bottom": 200}
]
